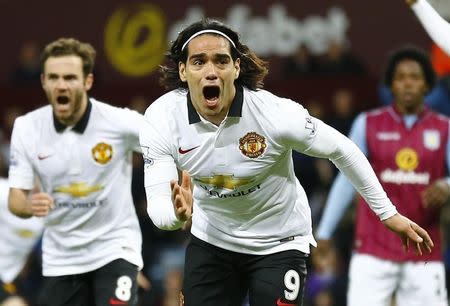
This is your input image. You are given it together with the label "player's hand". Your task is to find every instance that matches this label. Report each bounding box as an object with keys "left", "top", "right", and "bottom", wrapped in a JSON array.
[
  {"left": 421, "top": 179, "right": 450, "bottom": 209},
  {"left": 314, "top": 239, "right": 332, "bottom": 258},
  {"left": 170, "top": 170, "right": 193, "bottom": 222},
  {"left": 137, "top": 271, "right": 151, "bottom": 291},
  {"left": 30, "top": 192, "right": 54, "bottom": 217},
  {"left": 405, "top": 0, "right": 417, "bottom": 6},
  {"left": 382, "top": 213, "right": 433, "bottom": 255},
  {"left": 2, "top": 295, "right": 28, "bottom": 306}
]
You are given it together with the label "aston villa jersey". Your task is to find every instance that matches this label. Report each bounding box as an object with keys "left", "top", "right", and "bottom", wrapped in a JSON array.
[
  {"left": 8, "top": 98, "right": 144, "bottom": 276},
  {"left": 356, "top": 106, "right": 447, "bottom": 261}
]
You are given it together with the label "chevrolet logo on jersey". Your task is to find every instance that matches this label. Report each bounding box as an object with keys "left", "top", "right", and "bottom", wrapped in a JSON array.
[
  {"left": 15, "top": 229, "right": 36, "bottom": 238},
  {"left": 54, "top": 182, "right": 103, "bottom": 197},
  {"left": 196, "top": 175, "right": 253, "bottom": 190}
]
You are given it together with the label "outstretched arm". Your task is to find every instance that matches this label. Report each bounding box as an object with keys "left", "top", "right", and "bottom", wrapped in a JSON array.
[
  {"left": 304, "top": 119, "right": 433, "bottom": 255},
  {"left": 407, "top": 0, "right": 450, "bottom": 55}
]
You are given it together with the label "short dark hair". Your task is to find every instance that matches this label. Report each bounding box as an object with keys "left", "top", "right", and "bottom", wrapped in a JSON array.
[
  {"left": 40, "top": 38, "right": 96, "bottom": 78},
  {"left": 160, "top": 18, "right": 269, "bottom": 91},
  {"left": 384, "top": 46, "right": 436, "bottom": 91}
]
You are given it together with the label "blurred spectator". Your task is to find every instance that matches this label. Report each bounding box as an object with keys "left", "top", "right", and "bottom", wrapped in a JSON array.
[
  {"left": 327, "top": 88, "right": 356, "bottom": 136},
  {"left": 10, "top": 41, "right": 41, "bottom": 85},
  {"left": 316, "top": 40, "right": 366, "bottom": 76},
  {"left": 283, "top": 44, "right": 318, "bottom": 77},
  {"left": 306, "top": 99, "right": 327, "bottom": 120},
  {"left": 378, "top": 75, "right": 450, "bottom": 116},
  {"left": 379, "top": 42, "right": 450, "bottom": 117},
  {"left": 1, "top": 106, "right": 24, "bottom": 165},
  {"left": 129, "top": 95, "right": 150, "bottom": 114},
  {"left": 306, "top": 243, "right": 339, "bottom": 300},
  {"left": 313, "top": 290, "right": 334, "bottom": 306},
  {"left": 160, "top": 269, "right": 183, "bottom": 306},
  {"left": 0, "top": 154, "right": 44, "bottom": 306}
]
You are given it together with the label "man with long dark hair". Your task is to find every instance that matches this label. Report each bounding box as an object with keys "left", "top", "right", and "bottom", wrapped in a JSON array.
[{"left": 140, "top": 19, "right": 433, "bottom": 306}]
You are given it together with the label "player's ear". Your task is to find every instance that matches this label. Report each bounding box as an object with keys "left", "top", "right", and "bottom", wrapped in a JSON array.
[
  {"left": 179, "top": 62, "right": 187, "bottom": 82},
  {"left": 234, "top": 58, "right": 240, "bottom": 80},
  {"left": 40, "top": 73, "right": 45, "bottom": 88},
  {"left": 84, "top": 73, "right": 94, "bottom": 90}
]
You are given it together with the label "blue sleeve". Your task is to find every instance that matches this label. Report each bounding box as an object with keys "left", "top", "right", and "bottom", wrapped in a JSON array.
[{"left": 315, "top": 113, "right": 367, "bottom": 239}]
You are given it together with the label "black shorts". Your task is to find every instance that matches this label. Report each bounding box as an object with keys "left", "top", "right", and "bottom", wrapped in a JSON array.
[
  {"left": 38, "top": 259, "right": 139, "bottom": 306},
  {"left": 0, "top": 280, "right": 17, "bottom": 302},
  {"left": 182, "top": 235, "right": 308, "bottom": 306}
]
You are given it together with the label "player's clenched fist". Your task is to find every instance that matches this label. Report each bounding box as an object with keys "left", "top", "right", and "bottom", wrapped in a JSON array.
[{"left": 31, "top": 192, "right": 54, "bottom": 217}]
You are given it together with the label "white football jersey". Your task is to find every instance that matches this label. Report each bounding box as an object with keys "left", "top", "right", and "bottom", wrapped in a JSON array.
[
  {"left": 141, "top": 87, "right": 318, "bottom": 255},
  {"left": 0, "top": 177, "right": 43, "bottom": 283},
  {"left": 141, "top": 86, "right": 396, "bottom": 255},
  {"left": 9, "top": 98, "right": 144, "bottom": 276}
]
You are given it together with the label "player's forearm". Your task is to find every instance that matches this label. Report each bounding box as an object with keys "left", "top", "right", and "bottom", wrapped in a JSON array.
[
  {"left": 145, "top": 184, "right": 186, "bottom": 230},
  {"left": 8, "top": 188, "right": 33, "bottom": 218},
  {"left": 332, "top": 142, "right": 397, "bottom": 220},
  {"left": 307, "top": 124, "right": 397, "bottom": 219}
]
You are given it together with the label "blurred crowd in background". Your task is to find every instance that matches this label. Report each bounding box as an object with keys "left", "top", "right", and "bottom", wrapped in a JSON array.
[{"left": 1, "top": 29, "right": 450, "bottom": 306}]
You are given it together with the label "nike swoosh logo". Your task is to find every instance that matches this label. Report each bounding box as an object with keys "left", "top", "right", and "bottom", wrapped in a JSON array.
[
  {"left": 38, "top": 154, "right": 52, "bottom": 160},
  {"left": 276, "top": 298, "right": 296, "bottom": 306},
  {"left": 109, "top": 298, "right": 127, "bottom": 305},
  {"left": 178, "top": 146, "right": 199, "bottom": 154}
]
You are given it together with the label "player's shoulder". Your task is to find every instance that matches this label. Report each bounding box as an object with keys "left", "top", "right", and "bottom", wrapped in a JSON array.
[
  {"left": 244, "top": 87, "right": 306, "bottom": 112},
  {"left": 365, "top": 105, "right": 391, "bottom": 118},
  {"left": 91, "top": 98, "right": 143, "bottom": 124},
  {"left": 13, "top": 105, "right": 52, "bottom": 132},
  {"left": 144, "top": 89, "right": 187, "bottom": 118},
  {"left": 427, "top": 109, "right": 450, "bottom": 122}
]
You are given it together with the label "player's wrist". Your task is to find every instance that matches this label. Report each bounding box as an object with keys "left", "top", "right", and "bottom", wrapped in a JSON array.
[{"left": 16, "top": 199, "right": 34, "bottom": 218}]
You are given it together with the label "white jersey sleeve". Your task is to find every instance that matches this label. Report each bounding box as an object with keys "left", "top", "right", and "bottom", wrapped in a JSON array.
[
  {"left": 100, "top": 105, "right": 144, "bottom": 152},
  {"left": 412, "top": 0, "right": 450, "bottom": 55},
  {"left": 139, "top": 102, "right": 184, "bottom": 230},
  {"left": 278, "top": 101, "right": 397, "bottom": 220},
  {"left": 9, "top": 116, "right": 35, "bottom": 190}
]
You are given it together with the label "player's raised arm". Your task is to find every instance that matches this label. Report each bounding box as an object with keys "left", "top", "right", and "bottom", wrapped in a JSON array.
[{"left": 407, "top": 0, "right": 450, "bottom": 55}]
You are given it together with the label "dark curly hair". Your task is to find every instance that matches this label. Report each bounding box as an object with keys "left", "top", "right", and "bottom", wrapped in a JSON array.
[
  {"left": 160, "top": 18, "right": 269, "bottom": 91},
  {"left": 384, "top": 46, "right": 436, "bottom": 92}
]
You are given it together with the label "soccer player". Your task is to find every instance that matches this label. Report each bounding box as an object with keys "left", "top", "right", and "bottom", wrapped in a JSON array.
[
  {"left": 406, "top": 0, "right": 450, "bottom": 55},
  {"left": 316, "top": 46, "right": 449, "bottom": 306},
  {"left": 8, "top": 38, "right": 144, "bottom": 306},
  {"left": 139, "top": 19, "right": 434, "bottom": 306},
  {"left": 0, "top": 165, "right": 43, "bottom": 306}
]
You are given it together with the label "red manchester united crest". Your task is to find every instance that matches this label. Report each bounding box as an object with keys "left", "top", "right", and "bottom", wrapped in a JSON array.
[
  {"left": 92, "top": 142, "right": 113, "bottom": 164},
  {"left": 239, "top": 132, "right": 266, "bottom": 158}
]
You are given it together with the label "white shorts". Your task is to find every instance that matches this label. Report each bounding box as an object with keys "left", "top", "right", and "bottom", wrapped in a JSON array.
[{"left": 347, "top": 253, "right": 448, "bottom": 306}]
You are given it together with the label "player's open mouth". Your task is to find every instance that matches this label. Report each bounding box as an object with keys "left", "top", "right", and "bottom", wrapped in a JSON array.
[
  {"left": 203, "top": 86, "right": 220, "bottom": 108},
  {"left": 56, "top": 96, "right": 70, "bottom": 105}
]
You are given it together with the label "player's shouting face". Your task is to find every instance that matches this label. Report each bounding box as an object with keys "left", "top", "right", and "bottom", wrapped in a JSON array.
[
  {"left": 41, "top": 55, "right": 93, "bottom": 126},
  {"left": 179, "top": 34, "right": 240, "bottom": 126}
]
